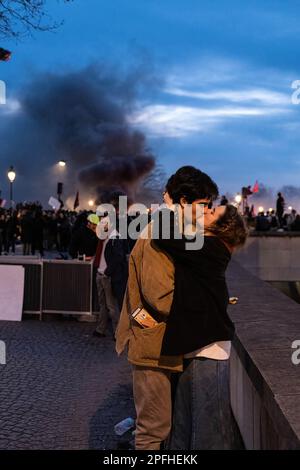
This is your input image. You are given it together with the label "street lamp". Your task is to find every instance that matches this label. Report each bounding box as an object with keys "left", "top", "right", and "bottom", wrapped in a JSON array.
[
  {"left": 288, "top": 206, "right": 293, "bottom": 211},
  {"left": 58, "top": 160, "right": 66, "bottom": 167},
  {"left": 88, "top": 200, "right": 95, "bottom": 208},
  {"left": 7, "top": 166, "right": 16, "bottom": 207},
  {"left": 258, "top": 206, "right": 264, "bottom": 213}
]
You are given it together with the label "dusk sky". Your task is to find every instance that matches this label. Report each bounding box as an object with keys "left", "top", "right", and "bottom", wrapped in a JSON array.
[{"left": 1, "top": 0, "right": 300, "bottom": 206}]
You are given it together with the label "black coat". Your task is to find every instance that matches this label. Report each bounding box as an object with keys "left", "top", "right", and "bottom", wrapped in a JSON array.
[
  {"left": 69, "top": 225, "right": 98, "bottom": 258},
  {"left": 103, "top": 238, "right": 129, "bottom": 309},
  {"left": 20, "top": 215, "right": 33, "bottom": 243},
  {"left": 154, "top": 209, "right": 234, "bottom": 356}
]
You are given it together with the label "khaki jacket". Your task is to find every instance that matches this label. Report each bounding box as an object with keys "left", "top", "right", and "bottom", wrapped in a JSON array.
[{"left": 115, "top": 229, "right": 183, "bottom": 372}]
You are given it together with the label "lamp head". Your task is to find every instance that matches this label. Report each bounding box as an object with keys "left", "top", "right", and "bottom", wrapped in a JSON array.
[{"left": 7, "top": 166, "right": 16, "bottom": 183}]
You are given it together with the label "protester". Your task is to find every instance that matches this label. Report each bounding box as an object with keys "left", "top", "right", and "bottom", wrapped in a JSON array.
[
  {"left": 0, "top": 213, "right": 6, "bottom": 255},
  {"left": 57, "top": 212, "right": 72, "bottom": 252},
  {"left": 276, "top": 192, "right": 285, "bottom": 227},
  {"left": 93, "top": 216, "right": 129, "bottom": 338},
  {"left": 69, "top": 213, "right": 99, "bottom": 259},
  {"left": 31, "top": 210, "right": 45, "bottom": 257},
  {"left": 220, "top": 195, "right": 228, "bottom": 206},
  {"left": 291, "top": 214, "right": 300, "bottom": 231},
  {"left": 255, "top": 211, "right": 270, "bottom": 231},
  {"left": 5, "top": 212, "right": 18, "bottom": 254},
  {"left": 270, "top": 209, "right": 279, "bottom": 230},
  {"left": 47, "top": 213, "right": 59, "bottom": 251},
  {"left": 20, "top": 209, "right": 33, "bottom": 255},
  {"left": 286, "top": 209, "right": 297, "bottom": 231}
]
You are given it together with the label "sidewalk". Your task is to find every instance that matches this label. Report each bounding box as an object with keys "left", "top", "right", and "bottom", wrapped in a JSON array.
[{"left": 0, "top": 319, "right": 134, "bottom": 449}]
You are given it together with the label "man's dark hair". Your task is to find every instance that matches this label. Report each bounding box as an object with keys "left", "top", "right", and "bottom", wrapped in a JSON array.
[{"left": 166, "top": 166, "right": 219, "bottom": 204}]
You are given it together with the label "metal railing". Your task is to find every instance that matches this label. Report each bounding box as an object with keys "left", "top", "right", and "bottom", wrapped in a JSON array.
[{"left": 0, "top": 257, "right": 94, "bottom": 319}]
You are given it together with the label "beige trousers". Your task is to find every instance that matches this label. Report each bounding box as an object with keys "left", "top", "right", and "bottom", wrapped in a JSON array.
[
  {"left": 132, "top": 365, "right": 172, "bottom": 450},
  {"left": 95, "top": 272, "right": 119, "bottom": 335}
]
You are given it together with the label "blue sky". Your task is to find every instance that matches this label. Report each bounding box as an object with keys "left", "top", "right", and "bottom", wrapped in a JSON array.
[{"left": 1, "top": 0, "right": 300, "bottom": 204}]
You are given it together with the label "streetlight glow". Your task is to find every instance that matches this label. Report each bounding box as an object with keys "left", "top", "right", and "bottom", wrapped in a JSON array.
[
  {"left": 7, "top": 166, "right": 16, "bottom": 182},
  {"left": 88, "top": 200, "right": 95, "bottom": 207},
  {"left": 7, "top": 166, "right": 16, "bottom": 208},
  {"left": 288, "top": 206, "right": 293, "bottom": 211},
  {"left": 58, "top": 160, "right": 66, "bottom": 167},
  {"left": 235, "top": 194, "right": 242, "bottom": 204},
  {"left": 258, "top": 206, "right": 264, "bottom": 213}
]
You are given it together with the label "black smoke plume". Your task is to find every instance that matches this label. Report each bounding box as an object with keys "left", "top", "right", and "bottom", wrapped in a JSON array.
[{"left": 0, "top": 64, "right": 157, "bottom": 206}]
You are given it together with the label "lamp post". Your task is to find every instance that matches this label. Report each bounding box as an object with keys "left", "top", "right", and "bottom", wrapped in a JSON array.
[{"left": 7, "top": 166, "right": 16, "bottom": 208}]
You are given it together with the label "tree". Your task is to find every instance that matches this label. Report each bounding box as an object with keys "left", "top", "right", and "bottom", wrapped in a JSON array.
[
  {"left": 137, "top": 164, "right": 168, "bottom": 205},
  {"left": 0, "top": 0, "right": 73, "bottom": 39}
]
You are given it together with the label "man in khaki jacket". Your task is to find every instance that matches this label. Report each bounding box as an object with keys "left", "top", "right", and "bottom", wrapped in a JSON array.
[
  {"left": 115, "top": 229, "right": 182, "bottom": 450},
  {"left": 116, "top": 166, "right": 217, "bottom": 450}
]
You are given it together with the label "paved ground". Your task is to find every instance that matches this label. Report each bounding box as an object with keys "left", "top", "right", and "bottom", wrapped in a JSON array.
[{"left": 0, "top": 318, "right": 135, "bottom": 450}]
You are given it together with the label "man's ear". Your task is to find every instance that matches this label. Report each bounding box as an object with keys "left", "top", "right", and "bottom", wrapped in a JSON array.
[{"left": 179, "top": 196, "right": 187, "bottom": 207}]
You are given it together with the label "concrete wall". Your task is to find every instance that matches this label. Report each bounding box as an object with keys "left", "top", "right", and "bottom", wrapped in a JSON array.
[
  {"left": 227, "top": 261, "right": 300, "bottom": 449},
  {"left": 234, "top": 233, "right": 300, "bottom": 281}
]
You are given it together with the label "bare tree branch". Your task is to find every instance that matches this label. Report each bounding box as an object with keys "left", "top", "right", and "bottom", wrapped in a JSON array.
[
  {"left": 138, "top": 164, "right": 168, "bottom": 204},
  {"left": 0, "top": 0, "right": 73, "bottom": 39}
]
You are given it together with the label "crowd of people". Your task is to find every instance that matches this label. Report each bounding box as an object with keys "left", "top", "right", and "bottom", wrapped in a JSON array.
[
  {"left": 0, "top": 202, "right": 92, "bottom": 257},
  {"left": 1, "top": 190, "right": 299, "bottom": 257},
  {"left": 2, "top": 171, "right": 300, "bottom": 451},
  {"left": 250, "top": 192, "right": 300, "bottom": 232},
  {"left": 253, "top": 208, "right": 300, "bottom": 232}
]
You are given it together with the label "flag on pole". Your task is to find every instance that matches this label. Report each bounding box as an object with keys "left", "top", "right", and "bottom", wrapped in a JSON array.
[
  {"left": 73, "top": 191, "right": 79, "bottom": 210},
  {"left": 252, "top": 181, "right": 259, "bottom": 193}
]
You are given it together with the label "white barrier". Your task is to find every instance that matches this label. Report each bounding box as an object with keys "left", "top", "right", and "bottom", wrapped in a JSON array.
[{"left": 0, "top": 265, "right": 24, "bottom": 321}]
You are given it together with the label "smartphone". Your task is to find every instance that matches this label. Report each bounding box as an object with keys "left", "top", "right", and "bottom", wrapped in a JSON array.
[{"left": 132, "top": 307, "right": 158, "bottom": 328}]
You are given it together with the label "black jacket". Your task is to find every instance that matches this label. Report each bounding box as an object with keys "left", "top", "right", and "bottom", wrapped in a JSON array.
[
  {"left": 102, "top": 237, "right": 129, "bottom": 309},
  {"left": 69, "top": 225, "right": 98, "bottom": 258},
  {"left": 154, "top": 209, "right": 234, "bottom": 356}
]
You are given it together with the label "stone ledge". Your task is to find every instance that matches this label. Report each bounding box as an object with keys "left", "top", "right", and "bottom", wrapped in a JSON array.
[
  {"left": 228, "top": 261, "right": 300, "bottom": 449},
  {"left": 250, "top": 231, "right": 300, "bottom": 237}
]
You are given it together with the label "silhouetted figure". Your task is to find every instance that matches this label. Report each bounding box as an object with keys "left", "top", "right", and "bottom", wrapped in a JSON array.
[
  {"left": 291, "top": 215, "right": 300, "bottom": 231},
  {"left": 276, "top": 192, "right": 285, "bottom": 227},
  {"left": 20, "top": 210, "right": 33, "bottom": 255},
  {"left": 255, "top": 212, "right": 270, "bottom": 231},
  {"left": 57, "top": 214, "right": 71, "bottom": 252},
  {"left": 69, "top": 214, "right": 98, "bottom": 259},
  {"left": 220, "top": 195, "right": 228, "bottom": 206},
  {"left": 32, "top": 211, "right": 44, "bottom": 257},
  {"left": 5, "top": 212, "right": 18, "bottom": 254},
  {"left": 270, "top": 210, "right": 279, "bottom": 230},
  {"left": 0, "top": 213, "right": 6, "bottom": 255}
]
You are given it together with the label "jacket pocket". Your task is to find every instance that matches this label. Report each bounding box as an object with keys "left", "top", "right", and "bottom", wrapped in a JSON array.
[{"left": 128, "top": 322, "right": 166, "bottom": 362}]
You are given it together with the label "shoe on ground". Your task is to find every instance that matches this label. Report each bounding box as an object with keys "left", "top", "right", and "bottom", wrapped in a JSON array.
[
  {"left": 93, "top": 331, "right": 106, "bottom": 338},
  {"left": 77, "top": 314, "right": 97, "bottom": 323}
]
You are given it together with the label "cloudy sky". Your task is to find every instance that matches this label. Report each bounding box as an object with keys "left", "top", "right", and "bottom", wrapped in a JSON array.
[{"left": 1, "top": 0, "right": 300, "bottom": 204}]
